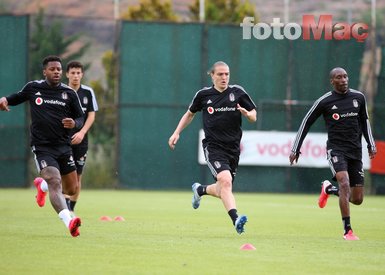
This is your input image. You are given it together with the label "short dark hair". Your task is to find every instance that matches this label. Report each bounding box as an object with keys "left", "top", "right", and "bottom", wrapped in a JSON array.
[
  {"left": 66, "top": 60, "right": 84, "bottom": 72},
  {"left": 42, "top": 55, "right": 62, "bottom": 69}
]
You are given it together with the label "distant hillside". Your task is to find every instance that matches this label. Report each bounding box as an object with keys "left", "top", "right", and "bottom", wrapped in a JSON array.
[
  {"left": 1, "top": 0, "right": 381, "bottom": 85},
  {"left": 1, "top": 0, "right": 380, "bottom": 23}
]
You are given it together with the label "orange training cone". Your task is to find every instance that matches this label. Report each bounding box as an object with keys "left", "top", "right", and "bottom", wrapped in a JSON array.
[
  {"left": 100, "top": 216, "right": 112, "bottom": 221},
  {"left": 240, "top": 243, "right": 256, "bottom": 250}
]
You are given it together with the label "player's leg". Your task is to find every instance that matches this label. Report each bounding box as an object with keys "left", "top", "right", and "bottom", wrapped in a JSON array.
[
  {"left": 192, "top": 144, "right": 228, "bottom": 206},
  {"left": 335, "top": 170, "right": 359, "bottom": 240},
  {"left": 319, "top": 150, "right": 344, "bottom": 208},
  {"left": 350, "top": 186, "right": 364, "bottom": 205},
  {"left": 335, "top": 171, "right": 351, "bottom": 219},
  {"left": 67, "top": 173, "right": 81, "bottom": 211},
  {"left": 32, "top": 147, "right": 48, "bottom": 207},
  {"left": 58, "top": 148, "right": 82, "bottom": 237},
  {"left": 348, "top": 159, "right": 364, "bottom": 205},
  {"left": 40, "top": 166, "right": 67, "bottom": 213},
  {"left": 206, "top": 170, "right": 235, "bottom": 209},
  {"left": 67, "top": 146, "right": 87, "bottom": 212},
  {"left": 61, "top": 171, "right": 78, "bottom": 196}
]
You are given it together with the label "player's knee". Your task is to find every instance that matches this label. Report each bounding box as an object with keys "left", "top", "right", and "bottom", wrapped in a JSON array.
[
  {"left": 351, "top": 196, "right": 363, "bottom": 205},
  {"left": 217, "top": 175, "right": 232, "bottom": 189},
  {"left": 352, "top": 199, "right": 363, "bottom": 205},
  {"left": 45, "top": 175, "right": 61, "bottom": 191},
  {"left": 64, "top": 184, "right": 78, "bottom": 196}
]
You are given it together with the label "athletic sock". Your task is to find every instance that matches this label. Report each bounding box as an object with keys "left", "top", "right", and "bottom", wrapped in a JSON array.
[
  {"left": 65, "top": 198, "right": 71, "bottom": 210},
  {"left": 342, "top": 216, "right": 352, "bottom": 234},
  {"left": 326, "top": 185, "right": 339, "bottom": 196},
  {"left": 197, "top": 185, "right": 207, "bottom": 196},
  {"left": 228, "top": 209, "right": 238, "bottom": 225},
  {"left": 40, "top": 180, "right": 48, "bottom": 192},
  {"left": 69, "top": 200, "right": 77, "bottom": 212},
  {"left": 59, "top": 209, "right": 73, "bottom": 228}
]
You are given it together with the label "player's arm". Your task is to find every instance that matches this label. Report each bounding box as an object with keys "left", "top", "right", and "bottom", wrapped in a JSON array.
[
  {"left": 68, "top": 91, "right": 85, "bottom": 130},
  {"left": 1, "top": 82, "right": 33, "bottom": 110},
  {"left": 168, "top": 110, "right": 195, "bottom": 150},
  {"left": 62, "top": 115, "right": 85, "bottom": 130},
  {"left": 359, "top": 94, "right": 376, "bottom": 158},
  {"left": 71, "top": 111, "right": 96, "bottom": 145},
  {"left": 237, "top": 104, "right": 256, "bottom": 122},
  {"left": 289, "top": 98, "right": 323, "bottom": 165}
]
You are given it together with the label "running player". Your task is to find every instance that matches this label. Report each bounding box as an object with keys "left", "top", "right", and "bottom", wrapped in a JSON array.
[
  {"left": 0, "top": 55, "right": 84, "bottom": 237},
  {"left": 168, "top": 61, "right": 257, "bottom": 234},
  {"left": 34, "top": 61, "right": 98, "bottom": 215},
  {"left": 289, "top": 67, "right": 376, "bottom": 240}
]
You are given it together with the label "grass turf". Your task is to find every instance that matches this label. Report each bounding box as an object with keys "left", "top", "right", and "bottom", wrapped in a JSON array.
[{"left": 1, "top": 189, "right": 384, "bottom": 274}]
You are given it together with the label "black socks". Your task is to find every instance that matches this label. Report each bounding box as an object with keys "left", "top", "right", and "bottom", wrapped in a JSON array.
[
  {"left": 228, "top": 209, "right": 238, "bottom": 225},
  {"left": 342, "top": 216, "right": 352, "bottom": 234},
  {"left": 326, "top": 184, "right": 339, "bottom": 196},
  {"left": 65, "top": 198, "right": 77, "bottom": 212},
  {"left": 197, "top": 185, "right": 207, "bottom": 196}
]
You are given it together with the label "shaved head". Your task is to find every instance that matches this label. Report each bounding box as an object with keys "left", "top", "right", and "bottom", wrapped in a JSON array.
[
  {"left": 329, "top": 67, "right": 347, "bottom": 79},
  {"left": 329, "top": 67, "right": 349, "bottom": 93}
]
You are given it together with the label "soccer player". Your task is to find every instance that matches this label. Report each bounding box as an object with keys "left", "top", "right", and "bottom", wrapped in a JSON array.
[
  {"left": 35, "top": 61, "right": 98, "bottom": 215},
  {"left": 168, "top": 61, "right": 257, "bottom": 234},
  {"left": 0, "top": 55, "right": 84, "bottom": 237},
  {"left": 289, "top": 67, "right": 376, "bottom": 240}
]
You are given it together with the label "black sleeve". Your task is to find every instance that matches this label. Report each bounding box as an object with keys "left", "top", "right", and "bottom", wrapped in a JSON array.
[
  {"left": 359, "top": 94, "right": 376, "bottom": 151},
  {"left": 239, "top": 92, "right": 256, "bottom": 111},
  {"left": 291, "top": 97, "right": 324, "bottom": 153},
  {"left": 189, "top": 91, "right": 202, "bottom": 113},
  {"left": 5, "top": 82, "right": 32, "bottom": 106},
  {"left": 69, "top": 91, "right": 85, "bottom": 129},
  {"left": 74, "top": 116, "right": 85, "bottom": 130}
]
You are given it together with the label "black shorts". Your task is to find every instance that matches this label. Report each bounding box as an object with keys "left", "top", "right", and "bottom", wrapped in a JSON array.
[
  {"left": 202, "top": 142, "right": 239, "bottom": 182},
  {"left": 32, "top": 144, "right": 76, "bottom": 175},
  {"left": 72, "top": 145, "right": 88, "bottom": 174},
  {"left": 327, "top": 149, "right": 364, "bottom": 187}
]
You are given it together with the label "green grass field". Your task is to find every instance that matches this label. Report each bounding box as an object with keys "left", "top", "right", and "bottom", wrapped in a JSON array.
[{"left": 1, "top": 189, "right": 384, "bottom": 274}]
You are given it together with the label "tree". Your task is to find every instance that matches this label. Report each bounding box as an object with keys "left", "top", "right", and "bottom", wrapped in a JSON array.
[
  {"left": 29, "top": 8, "right": 90, "bottom": 80},
  {"left": 89, "top": 50, "right": 117, "bottom": 144},
  {"left": 189, "top": 0, "right": 256, "bottom": 24},
  {"left": 120, "top": 0, "right": 179, "bottom": 22},
  {"left": 85, "top": 50, "right": 118, "bottom": 188},
  {"left": 361, "top": 7, "right": 385, "bottom": 46}
]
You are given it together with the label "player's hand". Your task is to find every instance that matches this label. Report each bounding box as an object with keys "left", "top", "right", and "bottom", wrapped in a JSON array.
[
  {"left": 62, "top": 118, "right": 75, "bottom": 129},
  {"left": 0, "top": 97, "right": 10, "bottom": 111},
  {"left": 289, "top": 151, "right": 300, "bottom": 165},
  {"left": 237, "top": 104, "right": 257, "bottom": 122},
  {"left": 71, "top": 131, "right": 85, "bottom": 145},
  {"left": 168, "top": 134, "right": 179, "bottom": 150},
  {"left": 237, "top": 104, "right": 248, "bottom": 116},
  {"left": 368, "top": 147, "right": 377, "bottom": 159}
]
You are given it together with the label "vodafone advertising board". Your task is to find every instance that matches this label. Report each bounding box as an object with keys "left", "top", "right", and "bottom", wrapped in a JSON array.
[{"left": 198, "top": 130, "right": 370, "bottom": 169}]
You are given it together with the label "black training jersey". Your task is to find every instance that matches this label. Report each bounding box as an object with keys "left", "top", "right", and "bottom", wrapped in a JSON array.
[
  {"left": 6, "top": 80, "right": 84, "bottom": 146},
  {"left": 189, "top": 85, "right": 256, "bottom": 150},
  {"left": 291, "top": 89, "right": 376, "bottom": 159},
  {"left": 71, "top": 84, "right": 99, "bottom": 147}
]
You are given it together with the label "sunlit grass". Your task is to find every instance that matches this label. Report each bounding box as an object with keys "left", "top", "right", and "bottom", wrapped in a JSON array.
[{"left": 1, "top": 189, "right": 384, "bottom": 274}]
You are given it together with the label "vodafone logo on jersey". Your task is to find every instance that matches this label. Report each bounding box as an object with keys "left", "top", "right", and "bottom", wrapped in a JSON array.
[
  {"left": 332, "top": 113, "right": 340, "bottom": 120},
  {"left": 332, "top": 112, "right": 358, "bottom": 120},
  {"left": 207, "top": 106, "right": 236, "bottom": 114},
  {"left": 35, "top": 97, "right": 43, "bottom": 105}
]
